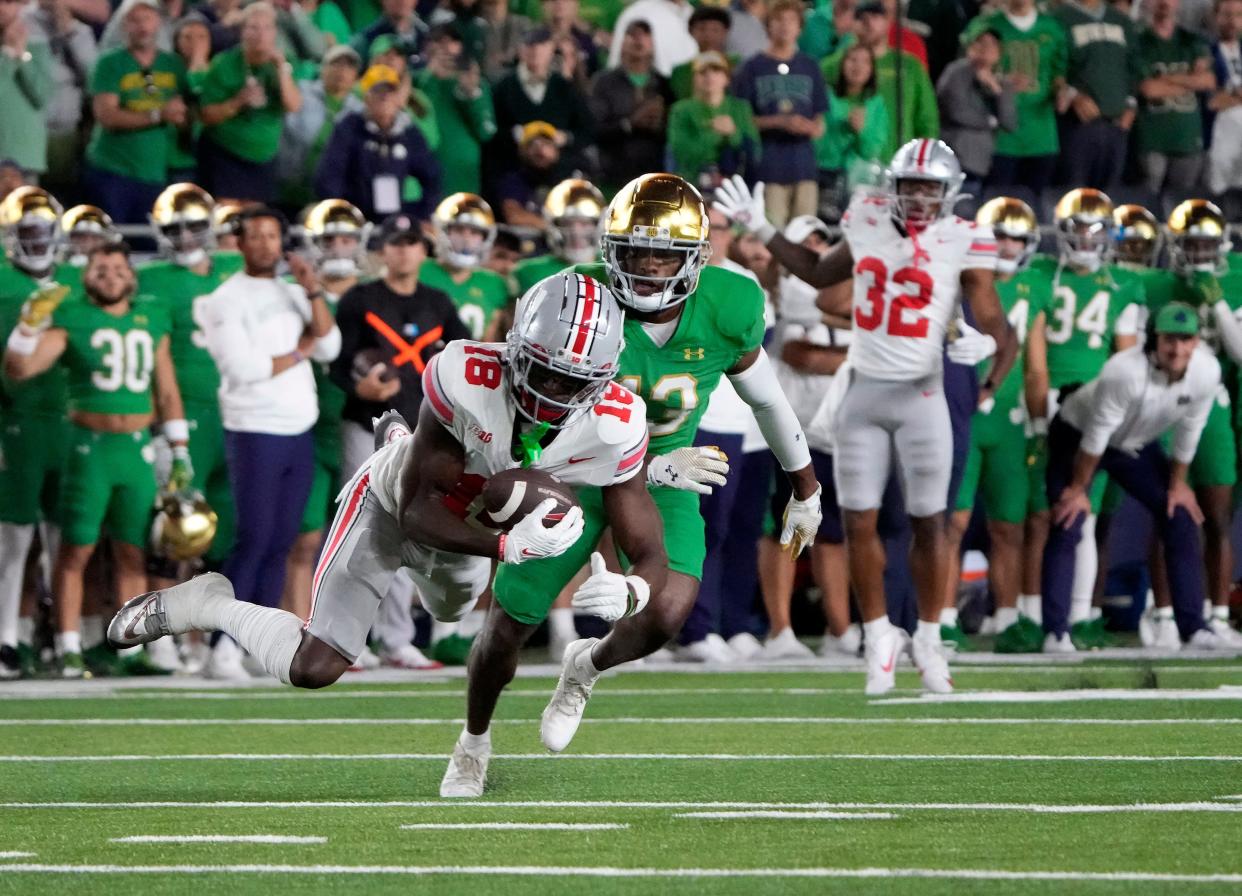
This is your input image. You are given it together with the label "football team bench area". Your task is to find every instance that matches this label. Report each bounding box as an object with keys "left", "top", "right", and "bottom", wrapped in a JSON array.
[{"left": 2, "top": 656, "right": 1242, "bottom": 895}]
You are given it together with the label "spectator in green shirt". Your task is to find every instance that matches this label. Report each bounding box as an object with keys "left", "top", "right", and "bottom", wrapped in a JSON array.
[
  {"left": 198, "top": 1, "right": 302, "bottom": 202},
  {"left": 415, "top": 24, "right": 497, "bottom": 195},
  {"left": 669, "top": 6, "right": 737, "bottom": 100},
  {"left": 816, "top": 43, "right": 888, "bottom": 221},
  {"left": 278, "top": 43, "right": 362, "bottom": 208},
  {"left": 1135, "top": 0, "right": 1215, "bottom": 210},
  {"left": 168, "top": 13, "right": 212, "bottom": 181},
  {"left": 666, "top": 51, "right": 758, "bottom": 191},
  {"left": 84, "top": 0, "right": 190, "bottom": 222},
  {"left": 0, "top": 0, "right": 54, "bottom": 179}
]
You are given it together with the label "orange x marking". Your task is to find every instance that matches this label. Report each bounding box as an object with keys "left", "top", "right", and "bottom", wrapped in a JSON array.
[{"left": 365, "top": 312, "right": 444, "bottom": 373}]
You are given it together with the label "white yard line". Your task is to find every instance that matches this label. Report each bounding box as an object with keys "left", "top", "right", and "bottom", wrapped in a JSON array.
[
  {"left": 676, "top": 811, "right": 897, "bottom": 820},
  {"left": 399, "top": 823, "right": 628, "bottom": 831},
  {"left": 110, "top": 836, "right": 326, "bottom": 845},
  {"left": 1, "top": 863, "right": 1241, "bottom": 883},
  {"left": 1, "top": 752, "right": 1240, "bottom": 762},
  {"left": 876, "top": 688, "right": 1242, "bottom": 704},
  {"left": 0, "top": 852, "right": 35, "bottom": 859},
  {"left": 7, "top": 799, "right": 1242, "bottom": 813},
  {"left": 9, "top": 716, "right": 1242, "bottom": 726}
]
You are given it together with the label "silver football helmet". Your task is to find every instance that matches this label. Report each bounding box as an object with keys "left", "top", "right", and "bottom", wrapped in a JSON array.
[
  {"left": 506, "top": 271, "right": 624, "bottom": 429},
  {"left": 885, "top": 139, "right": 965, "bottom": 230}
]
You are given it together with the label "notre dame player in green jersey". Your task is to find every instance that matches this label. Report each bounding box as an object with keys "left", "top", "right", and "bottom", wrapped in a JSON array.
[
  {"left": 3, "top": 244, "right": 188, "bottom": 678},
  {"left": 0, "top": 187, "right": 82, "bottom": 679},
  {"left": 511, "top": 178, "right": 606, "bottom": 297},
  {"left": 420, "top": 193, "right": 509, "bottom": 341},
  {"left": 493, "top": 174, "right": 821, "bottom": 754},
  {"left": 1025, "top": 189, "right": 1142, "bottom": 652},
  {"left": 139, "top": 184, "right": 242, "bottom": 571},
  {"left": 947, "top": 198, "right": 1049, "bottom": 653}
]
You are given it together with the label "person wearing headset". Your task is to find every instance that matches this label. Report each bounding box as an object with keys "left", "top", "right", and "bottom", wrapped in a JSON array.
[{"left": 1041, "top": 302, "right": 1224, "bottom": 651}]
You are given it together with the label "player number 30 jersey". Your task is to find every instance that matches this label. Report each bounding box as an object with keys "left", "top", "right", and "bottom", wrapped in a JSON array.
[
  {"left": 841, "top": 194, "right": 997, "bottom": 380},
  {"left": 365, "top": 340, "right": 650, "bottom": 522}
]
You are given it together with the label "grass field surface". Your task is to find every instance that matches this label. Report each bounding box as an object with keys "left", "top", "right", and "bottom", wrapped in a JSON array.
[{"left": 2, "top": 657, "right": 1241, "bottom": 894}]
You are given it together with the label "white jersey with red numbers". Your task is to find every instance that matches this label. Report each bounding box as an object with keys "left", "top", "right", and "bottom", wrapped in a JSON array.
[
  {"left": 363, "top": 340, "right": 649, "bottom": 522},
  {"left": 840, "top": 192, "right": 997, "bottom": 381}
]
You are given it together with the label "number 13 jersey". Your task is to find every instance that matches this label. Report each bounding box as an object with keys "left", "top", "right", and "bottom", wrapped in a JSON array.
[{"left": 841, "top": 192, "right": 997, "bottom": 381}]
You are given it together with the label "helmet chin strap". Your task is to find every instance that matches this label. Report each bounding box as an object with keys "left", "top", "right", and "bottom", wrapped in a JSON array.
[
  {"left": 175, "top": 248, "right": 207, "bottom": 268},
  {"left": 1068, "top": 251, "right": 1102, "bottom": 273},
  {"left": 320, "top": 257, "right": 358, "bottom": 278},
  {"left": 995, "top": 257, "right": 1018, "bottom": 276}
]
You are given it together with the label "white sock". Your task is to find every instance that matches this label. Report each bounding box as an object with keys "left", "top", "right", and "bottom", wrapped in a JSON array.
[
  {"left": 995, "top": 606, "right": 1019, "bottom": 631},
  {"left": 432, "top": 619, "right": 459, "bottom": 642},
  {"left": 1069, "top": 514, "right": 1097, "bottom": 625},
  {"left": 214, "top": 601, "right": 303, "bottom": 685},
  {"left": 1018, "top": 594, "right": 1043, "bottom": 624},
  {"left": 81, "top": 615, "right": 104, "bottom": 650},
  {"left": 16, "top": 616, "right": 33, "bottom": 647},
  {"left": 915, "top": 619, "right": 940, "bottom": 644},
  {"left": 939, "top": 607, "right": 959, "bottom": 627},
  {"left": 1088, "top": 605, "right": 1103, "bottom": 622},
  {"left": 548, "top": 607, "right": 577, "bottom": 641},
  {"left": 0, "top": 523, "right": 34, "bottom": 648},
  {"left": 862, "top": 616, "right": 893, "bottom": 643},
  {"left": 576, "top": 642, "right": 601, "bottom": 678},
  {"left": 458, "top": 608, "right": 487, "bottom": 639},
  {"left": 1212, "top": 604, "right": 1230, "bottom": 621},
  {"left": 55, "top": 630, "right": 81, "bottom": 657},
  {"left": 1155, "top": 606, "right": 1174, "bottom": 621},
  {"left": 460, "top": 728, "right": 490, "bottom": 751}
]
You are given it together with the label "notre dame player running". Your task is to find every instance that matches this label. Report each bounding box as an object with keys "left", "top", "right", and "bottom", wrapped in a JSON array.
[
  {"left": 0, "top": 187, "right": 80, "bottom": 679},
  {"left": 500, "top": 174, "right": 822, "bottom": 754},
  {"left": 946, "top": 198, "right": 1049, "bottom": 653},
  {"left": 139, "top": 184, "right": 242, "bottom": 573},
  {"left": 1025, "top": 188, "right": 1142, "bottom": 652},
  {"left": 511, "top": 178, "right": 606, "bottom": 296},
  {"left": 421, "top": 193, "right": 510, "bottom": 341},
  {"left": 3, "top": 244, "right": 188, "bottom": 677}
]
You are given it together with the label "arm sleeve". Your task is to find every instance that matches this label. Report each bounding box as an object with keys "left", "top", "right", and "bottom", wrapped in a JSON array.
[
  {"left": 1114, "top": 301, "right": 1140, "bottom": 337},
  {"left": 1171, "top": 387, "right": 1217, "bottom": 464},
  {"left": 1078, "top": 368, "right": 1133, "bottom": 457},
  {"left": 461, "top": 80, "right": 497, "bottom": 144},
  {"left": 311, "top": 322, "right": 341, "bottom": 362},
  {"left": 202, "top": 291, "right": 272, "bottom": 385},
  {"left": 613, "top": 427, "right": 649, "bottom": 484},
  {"left": 420, "top": 349, "right": 456, "bottom": 430},
  {"left": 727, "top": 349, "right": 813, "bottom": 472}
]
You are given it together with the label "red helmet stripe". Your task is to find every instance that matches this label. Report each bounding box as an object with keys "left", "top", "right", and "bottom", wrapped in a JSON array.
[
  {"left": 571, "top": 273, "right": 596, "bottom": 355},
  {"left": 915, "top": 139, "right": 930, "bottom": 170}
]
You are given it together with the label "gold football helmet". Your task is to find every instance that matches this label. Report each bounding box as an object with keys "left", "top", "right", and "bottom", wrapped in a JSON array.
[
  {"left": 433, "top": 192, "right": 496, "bottom": 269},
  {"left": 0, "top": 186, "right": 64, "bottom": 274},
  {"left": 151, "top": 183, "right": 215, "bottom": 266},
  {"left": 976, "top": 197, "right": 1039, "bottom": 275},
  {"left": 601, "top": 173, "right": 711, "bottom": 313},
  {"left": 212, "top": 199, "right": 246, "bottom": 244},
  {"left": 1054, "top": 188, "right": 1114, "bottom": 271},
  {"left": 150, "top": 491, "right": 218, "bottom": 562},
  {"left": 544, "top": 178, "right": 605, "bottom": 265},
  {"left": 1167, "top": 199, "right": 1230, "bottom": 274},
  {"left": 62, "top": 205, "right": 119, "bottom": 267},
  {"left": 302, "top": 199, "right": 369, "bottom": 279},
  {"left": 1112, "top": 205, "right": 1161, "bottom": 269}
]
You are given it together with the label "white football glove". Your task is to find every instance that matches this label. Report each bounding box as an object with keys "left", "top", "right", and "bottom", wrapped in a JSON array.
[
  {"left": 780, "top": 484, "right": 822, "bottom": 557},
  {"left": 571, "top": 551, "right": 650, "bottom": 622},
  {"left": 712, "top": 174, "right": 775, "bottom": 243},
  {"left": 946, "top": 318, "right": 997, "bottom": 366},
  {"left": 646, "top": 445, "right": 730, "bottom": 495},
  {"left": 500, "top": 499, "right": 585, "bottom": 564}
]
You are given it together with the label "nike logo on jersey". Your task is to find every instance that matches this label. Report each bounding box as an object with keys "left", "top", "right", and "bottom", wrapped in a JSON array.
[{"left": 567, "top": 456, "right": 596, "bottom": 464}]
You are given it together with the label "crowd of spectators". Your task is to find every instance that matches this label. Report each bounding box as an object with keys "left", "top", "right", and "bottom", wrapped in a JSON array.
[{"left": 6, "top": 0, "right": 1242, "bottom": 234}]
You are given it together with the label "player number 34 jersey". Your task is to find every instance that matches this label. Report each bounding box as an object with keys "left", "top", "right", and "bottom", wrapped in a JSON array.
[
  {"left": 841, "top": 194, "right": 997, "bottom": 380},
  {"left": 365, "top": 340, "right": 650, "bottom": 522}
]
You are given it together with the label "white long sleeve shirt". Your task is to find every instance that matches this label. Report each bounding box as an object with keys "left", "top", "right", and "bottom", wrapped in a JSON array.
[
  {"left": 202, "top": 272, "right": 342, "bottom": 435},
  {"left": 1059, "top": 345, "right": 1220, "bottom": 464}
]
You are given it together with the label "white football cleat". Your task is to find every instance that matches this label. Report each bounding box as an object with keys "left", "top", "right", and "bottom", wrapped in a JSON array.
[
  {"left": 348, "top": 644, "right": 382, "bottom": 672},
  {"left": 760, "top": 628, "right": 815, "bottom": 661},
  {"left": 726, "top": 632, "right": 763, "bottom": 661},
  {"left": 910, "top": 635, "right": 953, "bottom": 693},
  {"left": 144, "top": 636, "right": 183, "bottom": 673},
  {"left": 205, "top": 637, "right": 250, "bottom": 681},
  {"left": 1152, "top": 615, "right": 1181, "bottom": 651},
  {"left": 864, "top": 625, "right": 908, "bottom": 695},
  {"left": 676, "top": 633, "right": 735, "bottom": 664},
  {"left": 541, "top": 637, "right": 599, "bottom": 752},
  {"left": 819, "top": 623, "right": 862, "bottom": 658},
  {"left": 378, "top": 643, "right": 442, "bottom": 670},
  {"left": 1043, "top": 632, "right": 1076, "bottom": 654},
  {"left": 1186, "top": 627, "right": 1228, "bottom": 650},
  {"left": 440, "top": 736, "right": 490, "bottom": 798},
  {"left": 1207, "top": 616, "right": 1242, "bottom": 647}
]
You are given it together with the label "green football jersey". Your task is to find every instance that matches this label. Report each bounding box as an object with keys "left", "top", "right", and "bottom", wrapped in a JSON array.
[
  {"left": 574, "top": 263, "right": 766, "bottom": 454},
  {"left": 512, "top": 254, "right": 570, "bottom": 298},
  {"left": 419, "top": 260, "right": 509, "bottom": 340},
  {"left": 988, "top": 265, "right": 1052, "bottom": 414},
  {"left": 1030, "top": 256, "right": 1142, "bottom": 388},
  {"left": 1146, "top": 267, "right": 1242, "bottom": 406},
  {"left": 53, "top": 296, "right": 171, "bottom": 415},
  {"left": 0, "top": 261, "right": 78, "bottom": 417},
  {"left": 137, "top": 253, "right": 243, "bottom": 409}
]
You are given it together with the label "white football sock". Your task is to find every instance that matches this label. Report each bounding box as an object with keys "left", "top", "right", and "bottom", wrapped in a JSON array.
[
  {"left": 939, "top": 606, "right": 959, "bottom": 627},
  {"left": 548, "top": 607, "right": 577, "bottom": 641},
  {"left": 862, "top": 616, "right": 893, "bottom": 643},
  {"left": 0, "top": 523, "right": 33, "bottom": 648},
  {"left": 995, "top": 606, "right": 1019, "bottom": 631},
  {"left": 55, "top": 630, "right": 81, "bottom": 657},
  {"left": 1069, "top": 513, "right": 1097, "bottom": 625},
  {"left": 914, "top": 619, "right": 940, "bottom": 644},
  {"left": 213, "top": 601, "right": 303, "bottom": 685},
  {"left": 1212, "top": 604, "right": 1230, "bottom": 621},
  {"left": 1018, "top": 594, "right": 1042, "bottom": 624},
  {"left": 460, "top": 727, "right": 490, "bottom": 750}
]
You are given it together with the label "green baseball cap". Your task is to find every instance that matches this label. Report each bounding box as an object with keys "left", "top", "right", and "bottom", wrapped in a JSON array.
[{"left": 1154, "top": 301, "right": 1199, "bottom": 336}]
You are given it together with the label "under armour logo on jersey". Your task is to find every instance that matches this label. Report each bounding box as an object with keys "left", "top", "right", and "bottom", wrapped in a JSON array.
[{"left": 684, "top": 347, "right": 705, "bottom": 361}]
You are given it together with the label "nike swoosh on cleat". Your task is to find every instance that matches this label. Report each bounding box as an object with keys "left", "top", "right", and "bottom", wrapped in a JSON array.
[
  {"left": 567, "top": 456, "right": 596, "bottom": 464},
  {"left": 880, "top": 649, "right": 897, "bottom": 674},
  {"left": 122, "top": 597, "right": 157, "bottom": 642}
]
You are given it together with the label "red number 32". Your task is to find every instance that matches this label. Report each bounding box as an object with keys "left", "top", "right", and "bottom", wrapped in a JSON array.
[{"left": 854, "top": 257, "right": 933, "bottom": 338}]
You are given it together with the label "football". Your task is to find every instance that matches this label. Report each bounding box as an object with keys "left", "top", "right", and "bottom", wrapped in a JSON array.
[
  {"left": 479, "top": 467, "right": 579, "bottom": 530},
  {"left": 351, "top": 347, "right": 398, "bottom": 382}
]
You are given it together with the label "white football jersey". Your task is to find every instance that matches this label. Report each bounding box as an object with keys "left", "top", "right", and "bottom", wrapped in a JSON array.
[
  {"left": 840, "top": 192, "right": 997, "bottom": 380},
  {"left": 364, "top": 340, "right": 649, "bottom": 522}
]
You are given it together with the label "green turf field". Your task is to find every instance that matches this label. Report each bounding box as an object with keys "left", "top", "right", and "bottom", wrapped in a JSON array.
[{"left": 2, "top": 659, "right": 1242, "bottom": 894}]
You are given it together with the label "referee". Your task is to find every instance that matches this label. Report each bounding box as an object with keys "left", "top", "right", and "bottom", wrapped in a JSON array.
[{"left": 1041, "top": 303, "right": 1221, "bottom": 652}]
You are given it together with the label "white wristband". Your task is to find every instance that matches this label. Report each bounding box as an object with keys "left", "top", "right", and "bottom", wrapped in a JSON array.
[
  {"left": 163, "top": 419, "right": 190, "bottom": 443},
  {"left": 1031, "top": 417, "right": 1049, "bottom": 436},
  {"left": 6, "top": 328, "right": 39, "bottom": 357},
  {"left": 623, "top": 575, "right": 650, "bottom": 617}
]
